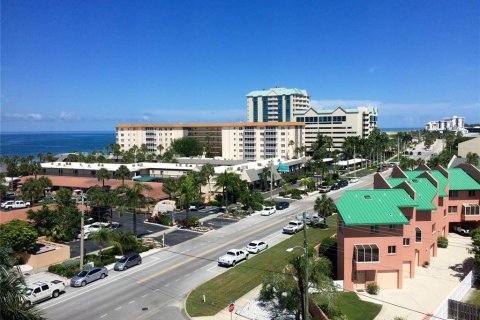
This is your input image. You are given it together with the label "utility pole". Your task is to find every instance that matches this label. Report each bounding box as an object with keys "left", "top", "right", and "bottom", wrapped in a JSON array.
[
  {"left": 80, "top": 195, "right": 85, "bottom": 270},
  {"left": 303, "top": 210, "right": 308, "bottom": 320},
  {"left": 270, "top": 160, "right": 273, "bottom": 202},
  {"left": 353, "top": 144, "right": 356, "bottom": 177},
  {"left": 397, "top": 136, "right": 400, "bottom": 162}
]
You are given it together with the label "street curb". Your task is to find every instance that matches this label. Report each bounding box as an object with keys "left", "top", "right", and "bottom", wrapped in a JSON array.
[
  {"left": 184, "top": 289, "right": 194, "bottom": 320},
  {"left": 104, "top": 247, "right": 166, "bottom": 271},
  {"left": 143, "top": 224, "right": 179, "bottom": 238}
]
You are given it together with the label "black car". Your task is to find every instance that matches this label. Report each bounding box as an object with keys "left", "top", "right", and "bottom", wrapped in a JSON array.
[
  {"left": 330, "top": 183, "right": 340, "bottom": 190},
  {"left": 275, "top": 202, "right": 290, "bottom": 210},
  {"left": 338, "top": 180, "right": 349, "bottom": 188},
  {"left": 206, "top": 207, "right": 221, "bottom": 214},
  {"left": 189, "top": 203, "right": 206, "bottom": 211}
]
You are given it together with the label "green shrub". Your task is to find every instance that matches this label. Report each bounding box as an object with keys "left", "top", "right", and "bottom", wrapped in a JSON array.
[
  {"left": 366, "top": 282, "right": 379, "bottom": 295},
  {"left": 290, "top": 189, "right": 302, "bottom": 199},
  {"left": 437, "top": 236, "right": 448, "bottom": 248},
  {"left": 207, "top": 200, "right": 220, "bottom": 207},
  {"left": 279, "top": 191, "right": 287, "bottom": 197},
  {"left": 186, "top": 215, "right": 200, "bottom": 227}
]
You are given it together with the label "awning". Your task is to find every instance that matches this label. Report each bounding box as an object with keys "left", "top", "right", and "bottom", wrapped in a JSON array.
[
  {"left": 132, "top": 176, "right": 156, "bottom": 182},
  {"left": 278, "top": 163, "right": 289, "bottom": 173}
]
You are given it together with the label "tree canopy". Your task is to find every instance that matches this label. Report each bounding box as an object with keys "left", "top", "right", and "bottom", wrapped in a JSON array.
[{"left": 170, "top": 137, "right": 202, "bottom": 157}]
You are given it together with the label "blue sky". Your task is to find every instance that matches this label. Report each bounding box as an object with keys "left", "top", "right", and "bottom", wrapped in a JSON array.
[{"left": 1, "top": 0, "right": 479, "bottom": 132}]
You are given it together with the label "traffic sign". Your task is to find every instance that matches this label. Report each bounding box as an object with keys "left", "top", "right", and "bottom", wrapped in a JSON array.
[{"left": 228, "top": 303, "right": 234, "bottom": 313}]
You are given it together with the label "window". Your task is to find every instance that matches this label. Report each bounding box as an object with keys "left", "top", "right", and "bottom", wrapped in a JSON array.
[
  {"left": 415, "top": 227, "right": 422, "bottom": 243},
  {"left": 432, "top": 223, "right": 436, "bottom": 233},
  {"left": 389, "top": 224, "right": 396, "bottom": 231},
  {"left": 388, "top": 246, "right": 396, "bottom": 254},
  {"left": 463, "top": 204, "right": 480, "bottom": 215},
  {"left": 354, "top": 244, "right": 379, "bottom": 262},
  {"left": 468, "top": 190, "right": 476, "bottom": 197},
  {"left": 370, "top": 225, "right": 379, "bottom": 233},
  {"left": 449, "top": 190, "right": 458, "bottom": 198},
  {"left": 448, "top": 206, "right": 458, "bottom": 213},
  {"left": 403, "top": 238, "right": 410, "bottom": 246},
  {"left": 33, "top": 288, "right": 41, "bottom": 294},
  {"left": 41, "top": 284, "right": 49, "bottom": 291}
]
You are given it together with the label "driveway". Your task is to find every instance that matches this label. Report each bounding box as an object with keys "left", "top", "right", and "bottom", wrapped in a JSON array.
[{"left": 359, "top": 233, "right": 473, "bottom": 320}]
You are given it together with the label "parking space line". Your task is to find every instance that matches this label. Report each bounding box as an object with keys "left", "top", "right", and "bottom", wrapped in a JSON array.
[
  {"left": 100, "top": 314, "right": 108, "bottom": 318},
  {"left": 129, "top": 300, "right": 135, "bottom": 304},
  {"left": 115, "top": 306, "right": 122, "bottom": 311},
  {"left": 141, "top": 294, "right": 148, "bottom": 298}
]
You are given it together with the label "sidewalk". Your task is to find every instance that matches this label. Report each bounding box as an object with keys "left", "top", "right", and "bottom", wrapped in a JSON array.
[{"left": 359, "top": 233, "right": 473, "bottom": 320}]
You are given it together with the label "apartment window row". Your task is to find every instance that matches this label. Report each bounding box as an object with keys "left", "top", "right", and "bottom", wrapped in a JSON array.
[
  {"left": 297, "top": 116, "right": 347, "bottom": 123},
  {"left": 464, "top": 204, "right": 480, "bottom": 215},
  {"left": 354, "top": 244, "right": 379, "bottom": 263}
]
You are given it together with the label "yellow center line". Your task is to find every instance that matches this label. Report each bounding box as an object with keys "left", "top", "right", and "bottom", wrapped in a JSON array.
[{"left": 136, "top": 217, "right": 286, "bottom": 284}]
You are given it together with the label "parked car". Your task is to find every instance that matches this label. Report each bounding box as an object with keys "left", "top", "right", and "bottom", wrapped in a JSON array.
[
  {"left": 22, "top": 280, "right": 66, "bottom": 306},
  {"left": 417, "top": 151, "right": 422, "bottom": 155},
  {"left": 246, "top": 240, "right": 268, "bottom": 254},
  {"left": 79, "top": 222, "right": 110, "bottom": 239},
  {"left": 1, "top": 200, "right": 31, "bottom": 210},
  {"left": 217, "top": 249, "right": 249, "bottom": 267},
  {"left": 70, "top": 267, "right": 108, "bottom": 287},
  {"left": 295, "top": 213, "right": 319, "bottom": 225},
  {"left": 330, "top": 183, "right": 340, "bottom": 190},
  {"left": 454, "top": 224, "right": 471, "bottom": 235},
  {"left": 338, "top": 180, "right": 349, "bottom": 188},
  {"left": 189, "top": 203, "right": 206, "bottom": 211},
  {"left": 114, "top": 252, "right": 142, "bottom": 271},
  {"left": 275, "top": 202, "right": 290, "bottom": 210},
  {"left": 205, "top": 208, "right": 221, "bottom": 214},
  {"left": 260, "top": 206, "right": 276, "bottom": 216},
  {"left": 283, "top": 220, "right": 304, "bottom": 234},
  {"left": 318, "top": 185, "right": 332, "bottom": 193},
  {"left": 349, "top": 178, "right": 359, "bottom": 183}
]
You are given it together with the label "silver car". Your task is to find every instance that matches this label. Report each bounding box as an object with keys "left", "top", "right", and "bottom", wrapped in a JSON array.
[
  {"left": 70, "top": 267, "right": 108, "bottom": 287},
  {"left": 114, "top": 252, "right": 142, "bottom": 271}
]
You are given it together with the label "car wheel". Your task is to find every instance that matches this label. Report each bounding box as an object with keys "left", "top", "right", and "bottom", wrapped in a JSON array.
[
  {"left": 256, "top": 249, "right": 259, "bottom": 253},
  {"left": 245, "top": 254, "right": 249, "bottom": 260},
  {"left": 81, "top": 281, "right": 87, "bottom": 287},
  {"left": 138, "top": 260, "right": 142, "bottom": 265},
  {"left": 24, "top": 301, "right": 32, "bottom": 307},
  {"left": 124, "top": 265, "right": 128, "bottom": 270},
  {"left": 52, "top": 290, "right": 59, "bottom": 298},
  {"left": 232, "top": 261, "right": 236, "bottom": 267},
  {"left": 100, "top": 273, "right": 106, "bottom": 279}
]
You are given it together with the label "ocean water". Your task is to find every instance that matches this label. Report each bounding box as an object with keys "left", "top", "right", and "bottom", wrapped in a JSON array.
[{"left": 0, "top": 131, "right": 116, "bottom": 158}]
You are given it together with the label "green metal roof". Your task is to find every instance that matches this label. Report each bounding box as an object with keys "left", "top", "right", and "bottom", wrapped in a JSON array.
[
  {"left": 246, "top": 88, "right": 308, "bottom": 97},
  {"left": 403, "top": 170, "right": 424, "bottom": 179},
  {"left": 132, "top": 176, "right": 156, "bottom": 182},
  {"left": 337, "top": 189, "right": 416, "bottom": 226},
  {"left": 448, "top": 168, "right": 480, "bottom": 191},
  {"left": 387, "top": 177, "right": 437, "bottom": 210},
  {"left": 428, "top": 170, "right": 449, "bottom": 197}
]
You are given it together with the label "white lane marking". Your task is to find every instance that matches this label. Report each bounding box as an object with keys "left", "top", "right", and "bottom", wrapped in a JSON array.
[
  {"left": 39, "top": 253, "right": 178, "bottom": 310},
  {"left": 115, "top": 306, "right": 122, "bottom": 311},
  {"left": 100, "top": 314, "right": 108, "bottom": 318},
  {"left": 141, "top": 294, "right": 148, "bottom": 298},
  {"left": 154, "top": 288, "right": 160, "bottom": 292},
  {"left": 206, "top": 264, "right": 220, "bottom": 272},
  {"left": 174, "top": 278, "right": 180, "bottom": 282},
  {"left": 129, "top": 300, "right": 135, "bottom": 304}
]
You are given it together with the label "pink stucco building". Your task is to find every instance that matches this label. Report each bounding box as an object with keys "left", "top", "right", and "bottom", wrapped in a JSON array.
[{"left": 337, "top": 163, "right": 480, "bottom": 291}]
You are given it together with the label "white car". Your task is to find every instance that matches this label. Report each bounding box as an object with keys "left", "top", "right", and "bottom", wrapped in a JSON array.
[
  {"left": 349, "top": 178, "right": 359, "bottom": 183},
  {"left": 246, "top": 240, "right": 268, "bottom": 254},
  {"left": 80, "top": 222, "right": 110, "bottom": 239},
  {"left": 1, "top": 200, "right": 31, "bottom": 210},
  {"left": 217, "top": 249, "right": 249, "bottom": 267},
  {"left": 283, "top": 220, "right": 304, "bottom": 234},
  {"left": 260, "top": 206, "right": 276, "bottom": 216},
  {"left": 21, "top": 280, "right": 66, "bottom": 306}
]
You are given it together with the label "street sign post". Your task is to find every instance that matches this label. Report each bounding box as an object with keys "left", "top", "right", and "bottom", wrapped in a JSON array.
[{"left": 228, "top": 303, "right": 234, "bottom": 320}]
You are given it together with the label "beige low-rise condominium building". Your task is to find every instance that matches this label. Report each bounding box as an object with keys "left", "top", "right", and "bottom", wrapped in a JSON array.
[{"left": 116, "top": 122, "right": 305, "bottom": 161}]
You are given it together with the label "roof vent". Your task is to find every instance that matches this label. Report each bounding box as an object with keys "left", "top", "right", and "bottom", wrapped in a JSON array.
[
  {"left": 364, "top": 195, "right": 372, "bottom": 200},
  {"left": 412, "top": 179, "right": 418, "bottom": 183}
]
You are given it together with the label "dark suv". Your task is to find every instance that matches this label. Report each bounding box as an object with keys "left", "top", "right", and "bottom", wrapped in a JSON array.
[
  {"left": 276, "top": 202, "right": 290, "bottom": 210},
  {"left": 114, "top": 252, "right": 142, "bottom": 271},
  {"left": 338, "top": 180, "right": 349, "bottom": 188}
]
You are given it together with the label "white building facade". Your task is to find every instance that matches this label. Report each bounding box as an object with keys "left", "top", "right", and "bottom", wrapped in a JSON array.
[
  {"left": 296, "top": 106, "right": 378, "bottom": 149},
  {"left": 116, "top": 122, "right": 305, "bottom": 161},
  {"left": 425, "top": 115, "right": 466, "bottom": 133},
  {"left": 246, "top": 87, "right": 310, "bottom": 123}
]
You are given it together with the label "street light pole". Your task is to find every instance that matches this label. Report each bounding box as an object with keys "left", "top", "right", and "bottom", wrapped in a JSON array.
[
  {"left": 80, "top": 195, "right": 85, "bottom": 270},
  {"left": 270, "top": 161, "right": 273, "bottom": 202},
  {"left": 302, "top": 210, "right": 308, "bottom": 320}
]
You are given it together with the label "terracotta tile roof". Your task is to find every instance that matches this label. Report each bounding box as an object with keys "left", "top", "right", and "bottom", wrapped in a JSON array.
[{"left": 20, "top": 175, "right": 168, "bottom": 200}]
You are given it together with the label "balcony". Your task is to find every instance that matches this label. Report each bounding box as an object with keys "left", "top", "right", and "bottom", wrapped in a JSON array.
[
  {"left": 353, "top": 244, "right": 379, "bottom": 270},
  {"left": 461, "top": 204, "right": 480, "bottom": 222}
]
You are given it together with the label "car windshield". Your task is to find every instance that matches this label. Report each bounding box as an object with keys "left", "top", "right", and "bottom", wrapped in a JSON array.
[
  {"left": 227, "top": 252, "right": 235, "bottom": 256},
  {"left": 22, "top": 287, "right": 33, "bottom": 295},
  {"left": 289, "top": 222, "right": 298, "bottom": 226},
  {"left": 248, "top": 243, "right": 257, "bottom": 247},
  {"left": 77, "top": 271, "right": 88, "bottom": 277},
  {"left": 264, "top": 207, "right": 271, "bottom": 210},
  {"left": 118, "top": 257, "right": 128, "bottom": 263}
]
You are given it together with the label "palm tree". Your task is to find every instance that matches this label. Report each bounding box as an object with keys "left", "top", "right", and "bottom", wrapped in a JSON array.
[
  {"left": 0, "top": 246, "right": 44, "bottom": 319},
  {"left": 259, "top": 167, "right": 271, "bottom": 191},
  {"left": 288, "top": 140, "right": 295, "bottom": 159},
  {"left": 162, "top": 177, "right": 179, "bottom": 200},
  {"left": 30, "top": 163, "right": 42, "bottom": 179},
  {"left": 314, "top": 194, "right": 337, "bottom": 223},
  {"left": 109, "top": 231, "right": 139, "bottom": 255},
  {"left": 177, "top": 174, "right": 201, "bottom": 219},
  {"left": 200, "top": 163, "right": 215, "bottom": 201},
  {"left": 117, "top": 183, "right": 153, "bottom": 237},
  {"left": 37, "top": 176, "right": 52, "bottom": 197},
  {"left": 214, "top": 171, "right": 241, "bottom": 207},
  {"left": 90, "top": 227, "right": 111, "bottom": 260},
  {"left": 115, "top": 165, "right": 131, "bottom": 186},
  {"left": 21, "top": 178, "right": 42, "bottom": 205},
  {"left": 96, "top": 168, "right": 110, "bottom": 187},
  {"left": 239, "top": 183, "right": 264, "bottom": 211},
  {"left": 467, "top": 152, "right": 479, "bottom": 166}
]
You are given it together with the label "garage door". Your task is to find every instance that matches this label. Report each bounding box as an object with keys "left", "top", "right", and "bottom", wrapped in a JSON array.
[
  {"left": 402, "top": 262, "right": 411, "bottom": 278},
  {"left": 377, "top": 271, "right": 399, "bottom": 289}
]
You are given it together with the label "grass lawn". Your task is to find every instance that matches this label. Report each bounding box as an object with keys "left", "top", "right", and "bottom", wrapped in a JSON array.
[
  {"left": 465, "top": 288, "right": 480, "bottom": 305},
  {"left": 186, "top": 215, "right": 338, "bottom": 317},
  {"left": 336, "top": 292, "right": 382, "bottom": 320}
]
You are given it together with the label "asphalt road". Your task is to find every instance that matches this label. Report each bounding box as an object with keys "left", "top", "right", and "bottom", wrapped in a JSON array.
[{"left": 38, "top": 172, "right": 384, "bottom": 320}]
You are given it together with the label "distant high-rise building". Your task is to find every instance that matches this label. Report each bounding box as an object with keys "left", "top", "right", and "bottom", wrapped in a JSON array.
[
  {"left": 425, "top": 115, "right": 467, "bottom": 133},
  {"left": 246, "top": 87, "right": 310, "bottom": 123}
]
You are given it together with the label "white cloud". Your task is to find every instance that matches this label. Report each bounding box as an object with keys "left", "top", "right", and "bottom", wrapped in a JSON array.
[
  {"left": 3, "top": 113, "right": 43, "bottom": 121},
  {"left": 59, "top": 111, "right": 73, "bottom": 120}
]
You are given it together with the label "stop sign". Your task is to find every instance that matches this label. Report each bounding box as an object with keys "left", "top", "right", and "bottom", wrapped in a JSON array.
[{"left": 228, "top": 303, "right": 234, "bottom": 312}]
